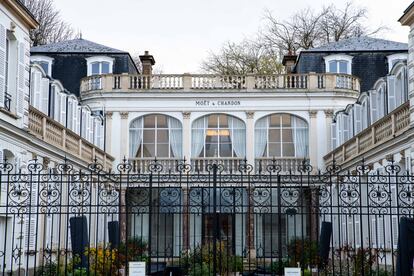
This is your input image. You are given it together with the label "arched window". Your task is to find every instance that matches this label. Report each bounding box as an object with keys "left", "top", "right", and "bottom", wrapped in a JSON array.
[
  {"left": 85, "top": 56, "right": 114, "bottom": 76},
  {"left": 324, "top": 54, "right": 353, "bottom": 74},
  {"left": 255, "top": 114, "right": 308, "bottom": 158},
  {"left": 130, "top": 114, "right": 182, "bottom": 158},
  {"left": 191, "top": 114, "right": 245, "bottom": 158}
]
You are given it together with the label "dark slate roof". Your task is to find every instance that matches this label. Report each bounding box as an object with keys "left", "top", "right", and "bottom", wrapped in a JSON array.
[
  {"left": 303, "top": 36, "right": 408, "bottom": 52},
  {"left": 31, "top": 38, "right": 127, "bottom": 54}
]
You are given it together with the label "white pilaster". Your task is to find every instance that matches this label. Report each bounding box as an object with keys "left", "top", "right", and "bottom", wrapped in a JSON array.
[
  {"left": 182, "top": 112, "right": 191, "bottom": 162},
  {"left": 105, "top": 112, "right": 113, "bottom": 154},
  {"left": 120, "top": 112, "right": 129, "bottom": 159},
  {"left": 245, "top": 111, "right": 255, "bottom": 166},
  {"left": 309, "top": 110, "right": 319, "bottom": 171}
]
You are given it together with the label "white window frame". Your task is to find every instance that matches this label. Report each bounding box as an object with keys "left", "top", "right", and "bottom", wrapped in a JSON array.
[
  {"left": 387, "top": 53, "right": 407, "bottom": 72},
  {"left": 85, "top": 56, "right": 114, "bottom": 76},
  {"left": 31, "top": 55, "right": 54, "bottom": 76},
  {"left": 323, "top": 54, "right": 353, "bottom": 74}
]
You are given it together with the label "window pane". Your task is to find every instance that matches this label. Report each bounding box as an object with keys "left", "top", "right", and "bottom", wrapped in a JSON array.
[
  {"left": 269, "top": 115, "right": 281, "bottom": 127},
  {"left": 339, "top": 61, "right": 348, "bottom": 74},
  {"left": 208, "top": 115, "right": 219, "bottom": 128},
  {"left": 143, "top": 129, "right": 155, "bottom": 143},
  {"left": 268, "top": 143, "right": 281, "bottom": 157},
  {"left": 157, "top": 129, "right": 168, "bottom": 143},
  {"left": 91, "top": 62, "right": 100, "bottom": 75},
  {"left": 144, "top": 115, "right": 156, "bottom": 128},
  {"left": 143, "top": 143, "right": 155, "bottom": 157},
  {"left": 328, "top": 61, "right": 337, "bottom": 73},
  {"left": 269, "top": 129, "right": 281, "bottom": 143},
  {"left": 219, "top": 115, "right": 228, "bottom": 128},
  {"left": 157, "top": 143, "right": 169, "bottom": 157},
  {"left": 219, "top": 143, "right": 232, "bottom": 157},
  {"left": 281, "top": 114, "right": 291, "bottom": 127},
  {"left": 39, "top": 62, "right": 49, "bottom": 75},
  {"left": 219, "top": 130, "right": 231, "bottom": 143},
  {"left": 157, "top": 115, "right": 167, "bottom": 128},
  {"left": 101, "top": 62, "right": 110, "bottom": 74},
  {"left": 205, "top": 143, "right": 218, "bottom": 157},
  {"left": 283, "top": 143, "right": 295, "bottom": 157},
  {"left": 206, "top": 130, "right": 218, "bottom": 143},
  {"left": 282, "top": 129, "right": 293, "bottom": 143}
]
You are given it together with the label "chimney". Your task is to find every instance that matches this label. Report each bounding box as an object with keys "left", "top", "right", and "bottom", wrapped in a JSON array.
[
  {"left": 282, "top": 53, "right": 297, "bottom": 74},
  {"left": 139, "top": 50, "right": 155, "bottom": 75}
]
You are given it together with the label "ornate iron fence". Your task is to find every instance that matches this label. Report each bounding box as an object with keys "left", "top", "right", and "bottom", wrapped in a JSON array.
[{"left": 0, "top": 159, "right": 413, "bottom": 275}]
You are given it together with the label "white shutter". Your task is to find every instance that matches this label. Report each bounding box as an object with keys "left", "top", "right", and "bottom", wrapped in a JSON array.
[
  {"left": 54, "top": 89, "right": 60, "bottom": 120},
  {"left": 99, "top": 120, "right": 104, "bottom": 149},
  {"left": 60, "top": 94, "right": 66, "bottom": 125},
  {"left": 355, "top": 220, "right": 361, "bottom": 247},
  {"left": 40, "top": 78, "right": 49, "bottom": 114},
  {"left": 354, "top": 105, "right": 362, "bottom": 134},
  {"left": 16, "top": 42, "right": 26, "bottom": 116},
  {"left": 89, "top": 116, "right": 94, "bottom": 142},
  {"left": 331, "top": 123, "right": 337, "bottom": 149},
  {"left": 370, "top": 92, "right": 378, "bottom": 123},
  {"left": 392, "top": 216, "right": 398, "bottom": 248},
  {"left": 371, "top": 218, "right": 376, "bottom": 247},
  {"left": 378, "top": 217, "right": 384, "bottom": 247},
  {"left": 33, "top": 71, "right": 41, "bottom": 109},
  {"left": 343, "top": 115, "right": 349, "bottom": 141},
  {"left": 0, "top": 24, "right": 6, "bottom": 108},
  {"left": 75, "top": 106, "right": 81, "bottom": 134},
  {"left": 0, "top": 148, "right": 4, "bottom": 205},
  {"left": 67, "top": 100, "right": 73, "bottom": 130},
  {"left": 387, "top": 76, "right": 396, "bottom": 112},
  {"left": 25, "top": 176, "right": 38, "bottom": 251}
]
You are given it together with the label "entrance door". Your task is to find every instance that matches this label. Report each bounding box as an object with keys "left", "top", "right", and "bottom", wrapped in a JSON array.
[{"left": 203, "top": 213, "right": 234, "bottom": 253}]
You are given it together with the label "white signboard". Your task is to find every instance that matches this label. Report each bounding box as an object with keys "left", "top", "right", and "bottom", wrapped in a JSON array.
[
  {"left": 129, "top": 262, "right": 146, "bottom": 276},
  {"left": 284, "top": 267, "right": 301, "bottom": 276},
  {"left": 195, "top": 100, "right": 241, "bottom": 107}
]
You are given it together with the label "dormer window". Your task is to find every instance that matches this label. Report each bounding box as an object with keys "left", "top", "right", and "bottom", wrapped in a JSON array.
[
  {"left": 387, "top": 53, "right": 407, "bottom": 72},
  {"left": 86, "top": 56, "right": 114, "bottom": 76},
  {"left": 31, "top": 56, "right": 54, "bottom": 76},
  {"left": 324, "top": 54, "right": 353, "bottom": 74}
]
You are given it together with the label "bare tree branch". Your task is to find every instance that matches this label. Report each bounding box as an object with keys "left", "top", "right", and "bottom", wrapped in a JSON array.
[{"left": 23, "top": 0, "right": 78, "bottom": 46}]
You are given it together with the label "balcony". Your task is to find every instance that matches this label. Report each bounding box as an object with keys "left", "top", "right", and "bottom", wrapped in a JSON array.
[
  {"left": 324, "top": 102, "right": 410, "bottom": 168},
  {"left": 28, "top": 106, "right": 114, "bottom": 170},
  {"left": 80, "top": 73, "right": 360, "bottom": 94}
]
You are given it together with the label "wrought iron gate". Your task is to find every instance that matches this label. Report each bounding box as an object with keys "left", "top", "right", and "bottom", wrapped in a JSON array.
[{"left": 0, "top": 159, "right": 413, "bottom": 275}]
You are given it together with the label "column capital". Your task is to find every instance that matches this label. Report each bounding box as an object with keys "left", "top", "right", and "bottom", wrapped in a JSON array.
[
  {"left": 246, "top": 111, "right": 255, "bottom": 119},
  {"left": 182, "top": 111, "right": 191, "bottom": 119},
  {"left": 120, "top": 112, "right": 129, "bottom": 119},
  {"left": 105, "top": 111, "right": 113, "bottom": 119},
  {"left": 309, "top": 110, "right": 318, "bottom": 118},
  {"left": 324, "top": 109, "right": 334, "bottom": 118}
]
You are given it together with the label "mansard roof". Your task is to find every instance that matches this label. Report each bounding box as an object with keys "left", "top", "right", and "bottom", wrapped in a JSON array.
[
  {"left": 31, "top": 38, "right": 127, "bottom": 54},
  {"left": 303, "top": 36, "right": 408, "bottom": 53}
]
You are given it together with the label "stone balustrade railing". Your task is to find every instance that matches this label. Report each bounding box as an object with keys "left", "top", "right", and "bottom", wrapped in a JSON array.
[
  {"left": 28, "top": 106, "right": 114, "bottom": 170},
  {"left": 81, "top": 73, "right": 360, "bottom": 93},
  {"left": 324, "top": 101, "right": 410, "bottom": 167},
  {"left": 255, "top": 157, "right": 308, "bottom": 173},
  {"left": 128, "top": 157, "right": 310, "bottom": 174}
]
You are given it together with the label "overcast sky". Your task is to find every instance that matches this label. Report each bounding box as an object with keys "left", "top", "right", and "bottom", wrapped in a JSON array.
[{"left": 54, "top": 0, "right": 412, "bottom": 73}]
